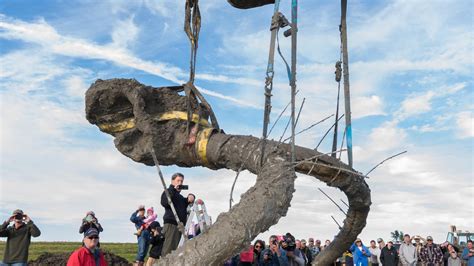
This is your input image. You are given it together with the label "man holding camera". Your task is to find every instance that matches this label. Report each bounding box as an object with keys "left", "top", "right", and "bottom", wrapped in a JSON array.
[
  {"left": 160, "top": 172, "right": 195, "bottom": 256},
  {"left": 0, "top": 209, "right": 41, "bottom": 266}
]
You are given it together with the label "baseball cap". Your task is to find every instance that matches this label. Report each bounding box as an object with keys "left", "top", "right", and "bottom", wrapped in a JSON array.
[
  {"left": 377, "top": 238, "right": 384, "bottom": 243},
  {"left": 308, "top": 238, "right": 314, "bottom": 242},
  {"left": 355, "top": 238, "right": 362, "bottom": 243},
  {"left": 84, "top": 228, "right": 99, "bottom": 238},
  {"left": 301, "top": 239, "right": 307, "bottom": 244},
  {"left": 427, "top": 236, "right": 433, "bottom": 241}
]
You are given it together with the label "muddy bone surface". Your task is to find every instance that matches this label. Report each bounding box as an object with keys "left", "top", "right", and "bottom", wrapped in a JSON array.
[{"left": 85, "top": 78, "right": 371, "bottom": 265}]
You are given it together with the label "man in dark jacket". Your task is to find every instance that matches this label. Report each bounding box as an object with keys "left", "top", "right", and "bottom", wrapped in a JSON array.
[
  {"left": 160, "top": 172, "right": 195, "bottom": 256},
  {"left": 0, "top": 209, "right": 41, "bottom": 266},
  {"left": 381, "top": 241, "right": 399, "bottom": 266}
]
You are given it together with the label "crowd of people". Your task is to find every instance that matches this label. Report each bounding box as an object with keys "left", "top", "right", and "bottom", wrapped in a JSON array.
[
  {"left": 226, "top": 234, "right": 474, "bottom": 266},
  {"left": 0, "top": 173, "right": 473, "bottom": 266}
]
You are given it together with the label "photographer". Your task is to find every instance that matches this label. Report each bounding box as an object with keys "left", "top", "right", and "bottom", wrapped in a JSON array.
[
  {"left": 79, "top": 211, "right": 103, "bottom": 234},
  {"left": 0, "top": 209, "right": 41, "bottom": 266},
  {"left": 160, "top": 172, "right": 195, "bottom": 256},
  {"left": 282, "top": 233, "right": 304, "bottom": 266},
  {"left": 261, "top": 235, "right": 288, "bottom": 266}
]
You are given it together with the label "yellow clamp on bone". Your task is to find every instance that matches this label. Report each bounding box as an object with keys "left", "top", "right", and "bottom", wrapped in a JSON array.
[
  {"left": 97, "top": 111, "right": 210, "bottom": 133},
  {"left": 157, "top": 111, "right": 210, "bottom": 127},
  {"left": 98, "top": 118, "right": 135, "bottom": 133},
  {"left": 196, "top": 127, "right": 214, "bottom": 165}
]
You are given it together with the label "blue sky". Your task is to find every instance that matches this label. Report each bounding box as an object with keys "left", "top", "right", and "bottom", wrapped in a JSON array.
[{"left": 0, "top": 0, "right": 472, "bottom": 244}]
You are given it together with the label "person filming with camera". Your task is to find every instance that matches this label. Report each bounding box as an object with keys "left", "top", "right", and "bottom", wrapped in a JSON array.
[
  {"left": 0, "top": 209, "right": 41, "bottom": 266},
  {"left": 160, "top": 172, "right": 195, "bottom": 256}
]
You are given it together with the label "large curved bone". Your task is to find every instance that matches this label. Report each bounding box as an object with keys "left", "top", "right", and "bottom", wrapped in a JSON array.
[{"left": 85, "top": 79, "right": 371, "bottom": 265}]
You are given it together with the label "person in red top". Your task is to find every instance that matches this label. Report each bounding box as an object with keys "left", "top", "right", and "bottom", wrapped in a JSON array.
[{"left": 67, "top": 228, "right": 107, "bottom": 266}]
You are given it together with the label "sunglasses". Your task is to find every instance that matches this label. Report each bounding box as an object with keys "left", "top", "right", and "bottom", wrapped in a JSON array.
[
  {"left": 87, "top": 236, "right": 99, "bottom": 240},
  {"left": 255, "top": 245, "right": 262, "bottom": 248}
]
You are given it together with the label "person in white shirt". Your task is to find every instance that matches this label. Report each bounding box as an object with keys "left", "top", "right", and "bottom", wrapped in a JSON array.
[{"left": 369, "top": 239, "right": 382, "bottom": 265}]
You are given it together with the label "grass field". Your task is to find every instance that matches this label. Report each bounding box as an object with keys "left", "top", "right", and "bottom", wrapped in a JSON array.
[{"left": 0, "top": 241, "right": 138, "bottom": 263}]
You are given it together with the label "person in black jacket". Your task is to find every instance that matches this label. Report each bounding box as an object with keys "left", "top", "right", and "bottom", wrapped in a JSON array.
[
  {"left": 146, "top": 221, "right": 165, "bottom": 266},
  {"left": 79, "top": 211, "right": 103, "bottom": 234},
  {"left": 160, "top": 172, "right": 195, "bottom": 256},
  {"left": 380, "top": 241, "right": 399, "bottom": 266}
]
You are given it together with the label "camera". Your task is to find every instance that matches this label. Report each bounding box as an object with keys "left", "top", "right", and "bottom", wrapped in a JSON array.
[
  {"left": 14, "top": 213, "right": 24, "bottom": 220},
  {"left": 282, "top": 233, "right": 296, "bottom": 251},
  {"left": 84, "top": 214, "right": 94, "bottom": 223},
  {"left": 177, "top": 185, "right": 189, "bottom": 190}
]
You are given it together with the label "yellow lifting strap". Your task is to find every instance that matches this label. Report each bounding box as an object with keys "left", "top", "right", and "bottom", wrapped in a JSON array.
[
  {"left": 97, "top": 111, "right": 210, "bottom": 133},
  {"left": 98, "top": 117, "right": 136, "bottom": 133},
  {"left": 195, "top": 127, "right": 214, "bottom": 165}
]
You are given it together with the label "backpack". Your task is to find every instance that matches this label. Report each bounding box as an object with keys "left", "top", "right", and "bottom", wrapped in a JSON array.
[{"left": 240, "top": 246, "right": 254, "bottom": 263}]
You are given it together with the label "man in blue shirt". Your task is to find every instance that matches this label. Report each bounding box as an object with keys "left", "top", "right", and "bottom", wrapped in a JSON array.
[{"left": 130, "top": 205, "right": 149, "bottom": 266}]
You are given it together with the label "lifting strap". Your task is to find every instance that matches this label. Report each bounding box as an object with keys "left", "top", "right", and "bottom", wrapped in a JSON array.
[
  {"left": 183, "top": 0, "right": 219, "bottom": 146},
  {"left": 289, "top": 0, "right": 298, "bottom": 163},
  {"left": 260, "top": 0, "right": 287, "bottom": 166},
  {"left": 340, "top": 0, "right": 353, "bottom": 167}
]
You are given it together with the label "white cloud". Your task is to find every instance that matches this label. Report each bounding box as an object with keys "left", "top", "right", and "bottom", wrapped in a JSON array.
[
  {"left": 111, "top": 16, "right": 139, "bottom": 48},
  {"left": 400, "top": 91, "right": 435, "bottom": 117},
  {"left": 368, "top": 121, "right": 407, "bottom": 152},
  {"left": 0, "top": 14, "right": 260, "bottom": 109},
  {"left": 352, "top": 95, "right": 385, "bottom": 119},
  {"left": 456, "top": 111, "right": 473, "bottom": 138},
  {"left": 142, "top": 0, "right": 183, "bottom": 18},
  {"left": 63, "top": 76, "right": 89, "bottom": 98},
  {"left": 397, "top": 83, "right": 466, "bottom": 120}
]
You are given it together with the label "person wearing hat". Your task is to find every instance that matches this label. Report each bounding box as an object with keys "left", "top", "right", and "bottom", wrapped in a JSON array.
[
  {"left": 0, "top": 209, "right": 41, "bottom": 266},
  {"left": 146, "top": 221, "right": 165, "bottom": 266},
  {"left": 79, "top": 211, "right": 103, "bottom": 235},
  {"left": 419, "top": 236, "right": 443, "bottom": 266},
  {"left": 130, "top": 204, "right": 150, "bottom": 266},
  {"left": 412, "top": 235, "right": 426, "bottom": 265},
  {"left": 381, "top": 241, "right": 399, "bottom": 266},
  {"left": 67, "top": 228, "right": 107, "bottom": 266},
  {"left": 399, "top": 234, "right": 417, "bottom": 266},
  {"left": 350, "top": 238, "right": 372, "bottom": 266}
]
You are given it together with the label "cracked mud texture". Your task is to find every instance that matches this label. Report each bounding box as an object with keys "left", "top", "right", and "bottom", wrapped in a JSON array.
[{"left": 85, "top": 79, "right": 371, "bottom": 265}]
